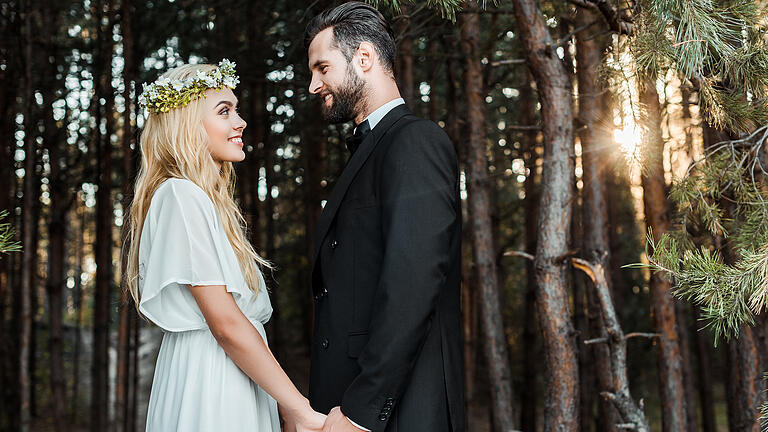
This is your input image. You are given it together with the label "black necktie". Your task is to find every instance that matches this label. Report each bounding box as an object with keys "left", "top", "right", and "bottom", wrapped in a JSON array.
[{"left": 346, "top": 119, "right": 371, "bottom": 156}]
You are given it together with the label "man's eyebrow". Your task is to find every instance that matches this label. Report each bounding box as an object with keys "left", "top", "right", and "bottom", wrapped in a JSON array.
[{"left": 310, "top": 59, "right": 329, "bottom": 69}]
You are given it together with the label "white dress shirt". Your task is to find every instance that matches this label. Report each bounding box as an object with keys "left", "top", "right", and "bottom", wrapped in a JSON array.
[{"left": 354, "top": 97, "right": 405, "bottom": 133}]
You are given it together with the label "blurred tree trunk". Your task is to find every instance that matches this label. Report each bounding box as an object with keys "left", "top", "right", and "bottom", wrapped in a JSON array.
[
  {"left": 426, "top": 36, "right": 439, "bottom": 123},
  {"left": 726, "top": 327, "right": 761, "bottom": 432},
  {"left": 92, "top": 1, "right": 115, "bottom": 430},
  {"left": 41, "top": 3, "right": 67, "bottom": 428},
  {"left": 693, "top": 306, "right": 716, "bottom": 432},
  {"left": 395, "top": 4, "right": 415, "bottom": 106},
  {"left": 115, "top": 0, "right": 136, "bottom": 429},
  {"left": 574, "top": 9, "right": 618, "bottom": 432},
  {"left": 519, "top": 74, "right": 538, "bottom": 432},
  {"left": 19, "top": 1, "right": 38, "bottom": 429},
  {"left": 459, "top": 2, "right": 517, "bottom": 429},
  {"left": 510, "top": 0, "right": 579, "bottom": 428},
  {"left": 263, "top": 121, "right": 278, "bottom": 346},
  {"left": 302, "top": 112, "right": 325, "bottom": 348},
  {"left": 638, "top": 75, "right": 688, "bottom": 432},
  {"left": 674, "top": 302, "right": 698, "bottom": 432},
  {"left": 128, "top": 311, "right": 140, "bottom": 432},
  {"left": 71, "top": 202, "right": 86, "bottom": 423},
  {"left": 0, "top": 2, "right": 18, "bottom": 426}
]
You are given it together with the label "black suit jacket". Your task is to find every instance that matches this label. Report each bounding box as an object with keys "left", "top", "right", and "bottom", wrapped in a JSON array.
[{"left": 309, "top": 104, "right": 465, "bottom": 432}]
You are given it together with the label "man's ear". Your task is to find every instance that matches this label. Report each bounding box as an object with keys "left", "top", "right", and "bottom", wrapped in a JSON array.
[{"left": 357, "top": 42, "right": 376, "bottom": 72}]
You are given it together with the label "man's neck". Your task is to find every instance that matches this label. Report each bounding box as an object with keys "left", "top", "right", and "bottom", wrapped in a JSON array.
[{"left": 354, "top": 85, "right": 402, "bottom": 126}]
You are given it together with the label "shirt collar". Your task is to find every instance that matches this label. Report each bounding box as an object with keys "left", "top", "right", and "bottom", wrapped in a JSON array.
[{"left": 354, "top": 97, "right": 405, "bottom": 133}]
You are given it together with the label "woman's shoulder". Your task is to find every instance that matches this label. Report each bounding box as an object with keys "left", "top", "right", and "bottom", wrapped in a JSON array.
[
  {"left": 150, "top": 178, "right": 218, "bottom": 220},
  {"left": 153, "top": 178, "right": 214, "bottom": 206}
]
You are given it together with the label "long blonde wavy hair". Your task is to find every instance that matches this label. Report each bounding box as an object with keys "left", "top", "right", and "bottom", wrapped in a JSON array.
[{"left": 124, "top": 63, "right": 269, "bottom": 309}]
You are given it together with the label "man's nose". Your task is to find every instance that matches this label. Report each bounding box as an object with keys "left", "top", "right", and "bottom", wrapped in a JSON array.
[{"left": 309, "top": 75, "right": 322, "bottom": 94}]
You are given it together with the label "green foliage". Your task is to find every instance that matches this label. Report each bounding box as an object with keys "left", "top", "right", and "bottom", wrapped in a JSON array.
[
  {"left": 368, "top": 0, "right": 496, "bottom": 21},
  {"left": 0, "top": 210, "right": 20, "bottom": 256},
  {"left": 636, "top": 131, "right": 768, "bottom": 344},
  {"left": 632, "top": 0, "right": 768, "bottom": 132}
]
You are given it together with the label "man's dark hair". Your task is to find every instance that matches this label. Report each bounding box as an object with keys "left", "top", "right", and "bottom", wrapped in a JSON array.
[{"left": 304, "top": 2, "right": 396, "bottom": 73}]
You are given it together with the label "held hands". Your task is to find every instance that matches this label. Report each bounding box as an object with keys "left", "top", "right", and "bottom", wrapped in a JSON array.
[
  {"left": 322, "top": 407, "right": 367, "bottom": 432},
  {"left": 280, "top": 400, "right": 326, "bottom": 432}
]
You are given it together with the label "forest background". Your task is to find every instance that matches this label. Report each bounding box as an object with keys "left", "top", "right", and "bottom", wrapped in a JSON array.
[{"left": 2, "top": 0, "right": 768, "bottom": 431}]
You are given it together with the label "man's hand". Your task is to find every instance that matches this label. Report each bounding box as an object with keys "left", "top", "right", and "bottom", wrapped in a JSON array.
[{"left": 322, "top": 407, "right": 367, "bottom": 432}]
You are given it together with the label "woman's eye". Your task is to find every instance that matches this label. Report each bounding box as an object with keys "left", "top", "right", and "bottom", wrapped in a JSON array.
[{"left": 219, "top": 107, "right": 229, "bottom": 115}]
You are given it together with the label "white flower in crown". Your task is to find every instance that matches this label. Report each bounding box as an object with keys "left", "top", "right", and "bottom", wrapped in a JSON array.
[{"left": 138, "top": 59, "right": 241, "bottom": 114}]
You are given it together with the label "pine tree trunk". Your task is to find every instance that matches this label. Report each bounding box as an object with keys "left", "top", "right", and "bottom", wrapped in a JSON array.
[
  {"left": 510, "top": 0, "right": 579, "bottom": 428},
  {"left": 520, "top": 75, "right": 538, "bottom": 432},
  {"left": 460, "top": 2, "right": 517, "bottom": 429},
  {"left": 302, "top": 113, "right": 325, "bottom": 348},
  {"left": 574, "top": 10, "right": 619, "bottom": 432},
  {"left": 638, "top": 75, "right": 688, "bottom": 432},
  {"left": 426, "top": 35, "right": 439, "bottom": 122},
  {"left": 693, "top": 306, "right": 716, "bottom": 432},
  {"left": 42, "top": 11, "right": 68, "bottom": 425},
  {"left": 674, "top": 301, "right": 698, "bottom": 432},
  {"left": 115, "top": 1, "right": 135, "bottom": 428},
  {"left": 395, "top": 4, "right": 415, "bottom": 106},
  {"left": 726, "top": 326, "right": 761, "bottom": 432},
  {"left": 72, "top": 203, "right": 85, "bottom": 423},
  {"left": 19, "top": 2, "right": 37, "bottom": 429},
  {"left": 0, "top": 4, "right": 17, "bottom": 425},
  {"left": 91, "top": 2, "right": 114, "bottom": 429}
]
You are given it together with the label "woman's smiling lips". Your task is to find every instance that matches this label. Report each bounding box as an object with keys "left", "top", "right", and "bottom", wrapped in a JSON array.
[{"left": 228, "top": 135, "right": 243, "bottom": 147}]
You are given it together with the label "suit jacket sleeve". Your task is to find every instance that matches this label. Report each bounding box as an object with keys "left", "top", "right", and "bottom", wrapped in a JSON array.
[{"left": 340, "top": 120, "right": 459, "bottom": 430}]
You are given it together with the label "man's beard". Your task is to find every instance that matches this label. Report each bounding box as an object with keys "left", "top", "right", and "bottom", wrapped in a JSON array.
[{"left": 321, "top": 63, "right": 367, "bottom": 124}]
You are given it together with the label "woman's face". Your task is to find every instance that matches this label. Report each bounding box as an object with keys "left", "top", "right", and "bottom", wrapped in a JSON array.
[{"left": 202, "top": 86, "right": 247, "bottom": 167}]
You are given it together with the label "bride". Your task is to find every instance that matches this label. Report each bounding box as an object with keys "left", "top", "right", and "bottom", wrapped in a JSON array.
[{"left": 123, "top": 59, "right": 325, "bottom": 431}]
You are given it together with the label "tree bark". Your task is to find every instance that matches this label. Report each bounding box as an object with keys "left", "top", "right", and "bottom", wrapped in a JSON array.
[
  {"left": 115, "top": 1, "right": 136, "bottom": 429},
  {"left": 574, "top": 9, "right": 619, "bottom": 432},
  {"left": 520, "top": 74, "right": 538, "bottom": 432},
  {"left": 19, "top": 2, "right": 37, "bottom": 429},
  {"left": 91, "top": 1, "right": 115, "bottom": 429},
  {"left": 395, "top": 4, "right": 415, "bottom": 106},
  {"left": 460, "top": 2, "right": 517, "bottom": 430},
  {"left": 693, "top": 306, "right": 716, "bottom": 432},
  {"left": 510, "top": 0, "right": 580, "bottom": 429},
  {"left": 571, "top": 259, "right": 650, "bottom": 432},
  {"left": 638, "top": 75, "right": 688, "bottom": 432},
  {"left": 41, "top": 3, "right": 67, "bottom": 427},
  {"left": 72, "top": 201, "right": 86, "bottom": 423},
  {"left": 725, "top": 326, "right": 761, "bottom": 432}
]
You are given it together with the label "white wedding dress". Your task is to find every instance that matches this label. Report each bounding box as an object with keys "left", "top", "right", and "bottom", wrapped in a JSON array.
[{"left": 138, "top": 178, "right": 281, "bottom": 432}]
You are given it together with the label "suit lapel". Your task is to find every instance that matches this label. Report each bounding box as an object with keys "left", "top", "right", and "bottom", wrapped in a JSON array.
[{"left": 313, "top": 104, "right": 412, "bottom": 268}]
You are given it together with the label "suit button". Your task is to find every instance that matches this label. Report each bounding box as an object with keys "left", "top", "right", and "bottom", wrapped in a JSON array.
[
  {"left": 330, "top": 240, "right": 338, "bottom": 249},
  {"left": 321, "top": 338, "right": 329, "bottom": 349},
  {"left": 378, "top": 414, "right": 387, "bottom": 421}
]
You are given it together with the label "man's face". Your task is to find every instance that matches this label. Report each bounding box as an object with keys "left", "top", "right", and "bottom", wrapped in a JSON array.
[{"left": 307, "top": 28, "right": 366, "bottom": 124}]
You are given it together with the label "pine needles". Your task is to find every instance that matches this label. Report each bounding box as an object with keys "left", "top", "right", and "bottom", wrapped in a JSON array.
[{"left": 0, "top": 210, "right": 20, "bottom": 256}]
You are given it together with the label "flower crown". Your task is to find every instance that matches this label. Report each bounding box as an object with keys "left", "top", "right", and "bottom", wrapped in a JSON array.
[{"left": 138, "top": 59, "right": 240, "bottom": 114}]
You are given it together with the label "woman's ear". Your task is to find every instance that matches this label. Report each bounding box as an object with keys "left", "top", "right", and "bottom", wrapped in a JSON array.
[{"left": 357, "top": 42, "right": 375, "bottom": 72}]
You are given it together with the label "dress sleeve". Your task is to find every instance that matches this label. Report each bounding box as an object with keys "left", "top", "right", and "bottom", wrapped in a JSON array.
[{"left": 137, "top": 179, "right": 233, "bottom": 332}]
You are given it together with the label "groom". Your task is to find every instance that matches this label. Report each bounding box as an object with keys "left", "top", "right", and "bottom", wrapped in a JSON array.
[{"left": 304, "top": 3, "right": 464, "bottom": 432}]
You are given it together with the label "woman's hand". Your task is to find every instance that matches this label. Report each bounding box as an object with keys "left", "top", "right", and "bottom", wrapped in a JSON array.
[{"left": 282, "top": 399, "right": 326, "bottom": 432}]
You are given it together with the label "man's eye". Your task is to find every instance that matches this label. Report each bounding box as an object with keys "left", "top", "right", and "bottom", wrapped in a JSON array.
[{"left": 321, "top": 66, "right": 328, "bottom": 73}]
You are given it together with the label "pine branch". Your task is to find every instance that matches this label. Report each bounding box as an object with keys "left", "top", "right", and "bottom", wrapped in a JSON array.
[{"left": 0, "top": 210, "right": 21, "bottom": 256}]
